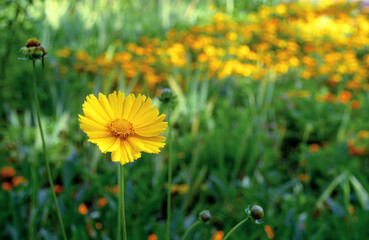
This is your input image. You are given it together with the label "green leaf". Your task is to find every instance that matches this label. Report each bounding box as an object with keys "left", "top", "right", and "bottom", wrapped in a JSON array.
[
  {"left": 349, "top": 175, "right": 369, "bottom": 210},
  {"left": 316, "top": 172, "right": 347, "bottom": 209}
]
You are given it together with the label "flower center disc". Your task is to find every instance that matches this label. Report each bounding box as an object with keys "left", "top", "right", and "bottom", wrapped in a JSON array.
[{"left": 107, "top": 119, "right": 134, "bottom": 139}]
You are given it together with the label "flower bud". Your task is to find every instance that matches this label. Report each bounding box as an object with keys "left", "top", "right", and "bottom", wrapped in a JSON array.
[
  {"left": 159, "top": 88, "right": 174, "bottom": 103},
  {"left": 159, "top": 88, "right": 176, "bottom": 112},
  {"left": 198, "top": 210, "right": 212, "bottom": 223},
  {"left": 19, "top": 38, "right": 47, "bottom": 67},
  {"left": 250, "top": 205, "right": 264, "bottom": 220}
]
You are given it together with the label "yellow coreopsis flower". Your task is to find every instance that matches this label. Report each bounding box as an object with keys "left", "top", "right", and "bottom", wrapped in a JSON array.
[{"left": 79, "top": 91, "right": 167, "bottom": 165}]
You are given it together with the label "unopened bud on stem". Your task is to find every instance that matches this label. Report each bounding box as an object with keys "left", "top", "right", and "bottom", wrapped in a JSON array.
[
  {"left": 19, "top": 38, "right": 47, "bottom": 67},
  {"left": 250, "top": 205, "right": 264, "bottom": 220},
  {"left": 199, "top": 210, "right": 212, "bottom": 223}
]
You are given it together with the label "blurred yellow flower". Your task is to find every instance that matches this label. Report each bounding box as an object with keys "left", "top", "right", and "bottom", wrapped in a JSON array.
[
  {"left": 358, "top": 130, "right": 369, "bottom": 139},
  {"left": 169, "top": 184, "right": 189, "bottom": 195},
  {"left": 76, "top": 50, "right": 91, "bottom": 62},
  {"left": 286, "top": 90, "right": 311, "bottom": 98},
  {"left": 79, "top": 91, "right": 167, "bottom": 165},
  {"left": 56, "top": 48, "right": 71, "bottom": 58}
]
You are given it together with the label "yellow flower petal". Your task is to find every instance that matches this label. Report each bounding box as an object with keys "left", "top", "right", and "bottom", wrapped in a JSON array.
[
  {"left": 116, "top": 92, "right": 125, "bottom": 119},
  {"left": 86, "top": 131, "right": 112, "bottom": 139},
  {"left": 122, "top": 94, "right": 134, "bottom": 119},
  {"left": 89, "top": 137, "right": 116, "bottom": 153},
  {"left": 86, "top": 94, "right": 111, "bottom": 122},
  {"left": 78, "top": 115, "right": 106, "bottom": 130},
  {"left": 127, "top": 94, "right": 146, "bottom": 120},
  {"left": 98, "top": 93, "right": 115, "bottom": 120}
]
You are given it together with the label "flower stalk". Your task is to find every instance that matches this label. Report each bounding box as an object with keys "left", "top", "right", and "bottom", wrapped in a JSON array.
[
  {"left": 31, "top": 60, "right": 67, "bottom": 240},
  {"left": 223, "top": 216, "right": 250, "bottom": 240},
  {"left": 166, "top": 110, "right": 173, "bottom": 240},
  {"left": 117, "top": 168, "right": 121, "bottom": 240},
  {"left": 223, "top": 205, "right": 264, "bottom": 240},
  {"left": 182, "top": 220, "right": 201, "bottom": 240},
  {"left": 160, "top": 88, "right": 176, "bottom": 240},
  {"left": 119, "top": 164, "right": 128, "bottom": 240},
  {"left": 29, "top": 160, "right": 37, "bottom": 240}
]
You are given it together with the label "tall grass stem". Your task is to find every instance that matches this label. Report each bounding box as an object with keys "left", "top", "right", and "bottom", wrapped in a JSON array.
[{"left": 31, "top": 61, "right": 67, "bottom": 240}]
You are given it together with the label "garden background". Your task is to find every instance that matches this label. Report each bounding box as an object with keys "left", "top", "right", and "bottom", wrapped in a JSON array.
[{"left": 1, "top": 0, "right": 369, "bottom": 239}]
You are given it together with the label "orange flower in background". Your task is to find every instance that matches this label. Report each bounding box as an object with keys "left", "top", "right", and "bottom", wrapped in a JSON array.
[
  {"left": 12, "top": 176, "right": 27, "bottom": 187},
  {"left": 1, "top": 166, "right": 16, "bottom": 178},
  {"left": 2, "top": 182, "right": 12, "bottom": 192},
  {"left": 349, "top": 205, "right": 355, "bottom": 214},
  {"left": 264, "top": 225, "right": 275, "bottom": 239},
  {"left": 338, "top": 90, "right": 351, "bottom": 104},
  {"left": 346, "top": 80, "right": 361, "bottom": 90},
  {"left": 79, "top": 91, "right": 167, "bottom": 165},
  {"left": 302, "top": 56, "right": 316, "bottom": 67},
  {"left": 324, "top": 93, "right": 335, "bottom": 102},
  {"left": 309, "top": 143, "right": 320, "bottom": 152},
  {"left": 96, "top": 222, "right": 102, "bottom": 229},
  {"left": 76, "top": 50, "right": 91, "bottom": 62},
  {"left": 348, "top": 145, "right": 367, "bottom": 156},
  {"left": 97, "top": 197, "right": 108, "bottom": 208},
  {"left": 347, "top": 139, "right": 367, "bottom": 156},
  {"left": 54, "top": 185, "right": 63, "bottom": 194},
  {"left": 78, "top": 203, "right": 88, "bottom": 215},
  {"left": 298, "top": 174, "right": 310, "bottom": 182},
  {"left": 112, "top": 185, "right": 119, "bottom": 194},
  {"left": 351, "top": 100, "right": 361, "bottom": 109},
  {"left": 148, "top": 234, "right": 158, "bottom": 240},
  {"left": 212, "top": 231, "right": 224, "bottom": 240}
]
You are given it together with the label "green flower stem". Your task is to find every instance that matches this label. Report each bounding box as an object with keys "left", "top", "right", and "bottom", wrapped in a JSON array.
[
  {"left": 223, "top": 216, "right": 251, "bottom": 240},
  {"left": 29, "top": 161, "right": 37, "bottom": 240},
  {"left": 182, "top": 220, "right": 201, "bottom": 240},
  {"left": 117, "top": 167, "right": 121, "bottom": 240},
  {"left": 166, "top": 112, "right": 173, "bottom": 240},
  {"left": 119, "top": 164, "right": 127, "bottom": 240},
  {"left": 31, "top": 60, "right": 67, "bottom": 240}
]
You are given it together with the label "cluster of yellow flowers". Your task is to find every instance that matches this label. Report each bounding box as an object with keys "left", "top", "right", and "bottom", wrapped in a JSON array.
[{"left": 57, "top": 1, "right": 369, "bottom": 95}]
